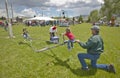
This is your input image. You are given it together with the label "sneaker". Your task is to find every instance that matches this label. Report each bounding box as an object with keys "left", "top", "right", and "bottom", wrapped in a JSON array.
[
  {"left": 108, "top": 64, "right": 116, "bottom": 74},
  {"left": 81, "top": 67, "right": 89, "bottom": 71},
  {"left": 68, "top": 48, "right": 71, "bottom": 52},
  {"left": 64, "top": 40, "right": 68, "bottom": 43},
  {"left": 71, "top": 47, "right": 74, "bottom": 49}
]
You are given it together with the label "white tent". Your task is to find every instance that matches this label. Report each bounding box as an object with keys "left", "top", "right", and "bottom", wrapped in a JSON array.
[
  {"left": 25, "top": 17, "right": 55, "bottom": 21},
  {"left": 23, "top": 16, "right": 57, "bottom": 26}
]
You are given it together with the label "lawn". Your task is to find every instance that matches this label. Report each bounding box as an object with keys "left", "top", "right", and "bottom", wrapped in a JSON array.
[{"left": 0, "top": 23, "right": 120, "bottom": 78}]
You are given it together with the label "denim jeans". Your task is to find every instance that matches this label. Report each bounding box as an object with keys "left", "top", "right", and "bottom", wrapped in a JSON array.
[
  {"left": 78, "top": 53, "right": 108, "bottom": 70},
  {"left": 67, "top": 39, "right": 75, "bottom": 50},
  {"left": 23, "top": 34, "right": 28, "bottom": 39}
]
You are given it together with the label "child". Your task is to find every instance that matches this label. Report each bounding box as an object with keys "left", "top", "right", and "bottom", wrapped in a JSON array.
[
  {"left": 23, "top": 28, "right": 30, "bottom": 40},
  {"left": 62, "top": 27, "right": 75, "bottom": 51},
  {"left": 49, "top": 25, "right": 57, "bottom": 40}
]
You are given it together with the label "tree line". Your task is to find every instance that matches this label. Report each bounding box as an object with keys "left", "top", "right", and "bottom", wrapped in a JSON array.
[{"left": 88, "top": 0, "right": 120, "bottom": 22}]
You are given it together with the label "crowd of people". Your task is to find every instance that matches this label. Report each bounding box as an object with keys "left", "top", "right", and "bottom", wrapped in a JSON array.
[
  {"left": 0, "top": 20, "right": 8, "bottom": 31},
  {"left": 25, "top": 20, "right": 46, "bottom": 26}
]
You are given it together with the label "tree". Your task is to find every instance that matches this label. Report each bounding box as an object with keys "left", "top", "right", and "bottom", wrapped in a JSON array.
[
  {"left": 5, "top": 0, "right": 14, "bottom": 38},
  {"left": 100, "top": 0, "right": 120, "bottom": 20},
  {"left": 89, "top": 10, "right": 99, "bottom": 22},
  {"left": 78, "top": 15, "right": 83, "bottom": 23}
]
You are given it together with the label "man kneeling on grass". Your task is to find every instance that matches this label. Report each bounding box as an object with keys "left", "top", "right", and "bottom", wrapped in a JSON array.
[{"left": 75, "top": 26, "right": 116, "bottom": 74}]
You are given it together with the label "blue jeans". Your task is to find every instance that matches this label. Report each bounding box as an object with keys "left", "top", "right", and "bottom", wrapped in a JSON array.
[
  {"left": 67, "top": 39, "right": 75, "bottom": 50},
  {"left": 78, "top": 53, "right": 108, "bottom": 70},
  {"left": 23, "top": 34, "right": 31, "bottom": 40},
  {"left": 23, "top": 34, "right": 28, "bottom": 39}
]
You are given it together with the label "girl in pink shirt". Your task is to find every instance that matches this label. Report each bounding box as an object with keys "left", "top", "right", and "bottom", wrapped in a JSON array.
[{"left": 63, "top": 28, "right": 75, "bottom": 51}]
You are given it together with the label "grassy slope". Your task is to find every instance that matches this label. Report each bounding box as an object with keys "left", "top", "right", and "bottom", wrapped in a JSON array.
[{"left": 0, "top": 23, "right": 120, "bottom": 78}]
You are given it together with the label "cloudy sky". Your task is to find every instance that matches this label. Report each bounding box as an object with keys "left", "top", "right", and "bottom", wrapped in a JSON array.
[{"left": 0, "top": 0, "right": 104, "bottom": 17}]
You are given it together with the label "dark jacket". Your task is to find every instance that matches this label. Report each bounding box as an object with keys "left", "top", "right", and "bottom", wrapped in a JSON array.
[{"left": 79, "top": 35, "right": 104, "bottom": 54}]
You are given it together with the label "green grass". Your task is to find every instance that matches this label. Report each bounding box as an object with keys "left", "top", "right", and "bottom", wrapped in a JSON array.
[{"left": 0, "top": 23, "right": 120, "bottom": 78}]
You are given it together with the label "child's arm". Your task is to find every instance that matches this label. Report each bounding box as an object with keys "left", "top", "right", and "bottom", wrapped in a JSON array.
[
  {"left": 63, "top": 35, "right": 65, "bottom": 41},
  {"left": 61, "top": 32, "right": 66, "bottom": 41},
  {"left": 55, "top": 30, "right": 58, "bottom": 35}
]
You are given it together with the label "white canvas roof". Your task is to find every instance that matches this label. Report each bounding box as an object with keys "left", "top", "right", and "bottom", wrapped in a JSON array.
[{"left": 25, "top": 17, "right": 55, "bottom": 21}]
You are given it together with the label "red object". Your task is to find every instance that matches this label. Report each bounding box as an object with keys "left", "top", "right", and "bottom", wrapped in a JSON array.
[
  {"left": 0, "top": 21, "right": 4, "bottom": 25},
  {"left": 52, "top": 26, "right": 57, "bottom": 30},
  {"left": 0, "top": 21, "right": 3, "bottom": 24},
  {"left": 65, "top": 32, "right": 75, "bottom": 40}
]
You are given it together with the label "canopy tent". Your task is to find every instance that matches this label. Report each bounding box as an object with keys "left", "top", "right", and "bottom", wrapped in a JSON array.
[
  {"left": 23, "top": 16, "right": 58, "bottom": 26},
  {"left": 25, "top": 17, "right": 55, "bottom": 21}
]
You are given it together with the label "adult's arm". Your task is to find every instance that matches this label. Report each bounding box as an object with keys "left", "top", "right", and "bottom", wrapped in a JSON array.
[{"left": 76, "top": 37, "right": 96, "bottom": 49}]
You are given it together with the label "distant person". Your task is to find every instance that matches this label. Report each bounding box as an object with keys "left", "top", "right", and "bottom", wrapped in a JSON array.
[
  {"left": 73, "top": 17, "right": 75, "bottom": 26},
  {"left": 4, "top": 20, "right": 8, "bottom": 31},
  {"left": 92, "top": 22, "right": 95, "bottom": 25},
  {"left": 79, "top": 21, "right": 82, "bottom": 24},
  {"left": 75, "top": 26, "right": 116, "bottom": 74},
  {"left": 28, "top": 21, "right": 31, "bottom": 26},
  {"left": 49, "top": 25, "right": 57, "bottom": 40},
  {"left": 109, "top": 20, "right": 112, "bottom": 26},
  {"left": 62, "top": 27, "right": 75, "bottom": 51}
]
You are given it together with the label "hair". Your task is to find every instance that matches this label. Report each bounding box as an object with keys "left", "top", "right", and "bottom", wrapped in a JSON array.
[
  {"left": 52, "top": 26, "right": 57, "bottom": 30},
  {"left": 23, "top": 28, "right": 26, "bottom": 31},
  {"left": 95, "top": 30, "right": 99, "bottom": 34},
  {"left": 23, "top": 28, "right": 28, "bottom": 33},
  {"left": 66, "top": 27, "right": 71, "bottom": 32}
]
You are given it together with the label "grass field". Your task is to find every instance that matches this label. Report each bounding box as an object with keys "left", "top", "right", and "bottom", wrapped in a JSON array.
[{"left": 0, "top": 23, "right": 120, "bottom": 78}]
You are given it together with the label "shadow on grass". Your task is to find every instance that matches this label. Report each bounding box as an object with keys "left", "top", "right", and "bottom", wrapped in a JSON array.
[
  {"left": 44, "top": 50, "right": 97, "bottom": 77},
  {"left": 46, "top": 41, "right": 53, "bottom": 45},
  {"left": 18, "top": 41, "right": 32, "bottom": 48},
  {"left": 71, "top": 66, "right": 97, "bottom": 76}
]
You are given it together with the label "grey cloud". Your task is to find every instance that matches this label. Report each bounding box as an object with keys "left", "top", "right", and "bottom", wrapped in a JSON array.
[
  {"left": 0, "top": 0, "right": 49, "bottom": 9},
  {"left": 0, "top": 0, "right": 101, "bottom": 9},
  {"left": 0, "top": 0, "right": 103, "bottom": 16},
  {"left": 61, "top": 0, "right": 101, "bottom": 9}
]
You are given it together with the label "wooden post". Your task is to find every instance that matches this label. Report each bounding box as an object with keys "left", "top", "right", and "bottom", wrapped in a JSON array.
[
  {"left": 5, "top": 0, "right": 14, "bottom": 38},
  {"left": 11, "top": 3, "right": 14, "bottom": 23}
]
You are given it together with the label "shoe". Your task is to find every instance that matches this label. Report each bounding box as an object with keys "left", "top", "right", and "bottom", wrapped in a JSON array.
[
  {"left": 71, "top": 47, "right": 74, "bottom": 49},
  {"left": 81, "top": 67, "right": 89, "bottom": 71},
  {"left": 64, "top": 40, "right": 68, "bottom": 43},
  {"left": 108, "top": 64, "right": 116, "bottom": 74},
  {"left": 68, "top": 48, "right": 71, "bottom": 52}
]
